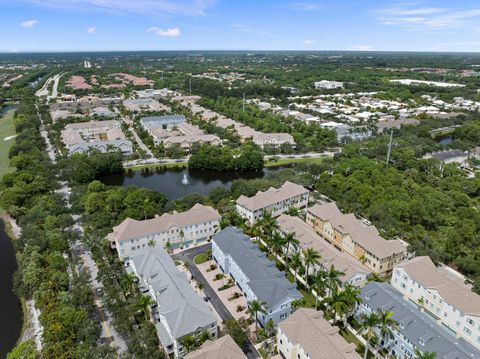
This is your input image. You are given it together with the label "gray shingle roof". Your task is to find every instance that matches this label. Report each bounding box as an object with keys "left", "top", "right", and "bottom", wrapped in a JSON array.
[
  {"left": 131, "top": 247, "right": 216, "bottom": 340},
  {"left": 213, "top": 227, "right": 302, "bottom": 308},
  {"left": 360, "top": 282, "right": 480, "bottom": 359}
]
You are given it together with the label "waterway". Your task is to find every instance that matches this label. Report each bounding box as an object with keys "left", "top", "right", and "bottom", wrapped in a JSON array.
[
  {"left": 0, "top": 104, "right": 22, "bottom": 358},
  {"left": 0, "top": 219, "right": 22, "bottom": 359},
  {"left": 101, "top": 166, "right": 285, "bottom": 200}
]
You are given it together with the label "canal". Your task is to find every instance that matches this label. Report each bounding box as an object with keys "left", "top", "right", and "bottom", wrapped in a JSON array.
[
  {"left": 0, "top": 104, "right": 22, "bottom": 358},
  {"left": 101, "top": 166, "right": 285, "bottom": 200}
]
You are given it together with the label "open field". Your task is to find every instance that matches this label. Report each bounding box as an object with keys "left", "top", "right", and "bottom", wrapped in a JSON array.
[
  {"left": 0, "top": 109, "right": 16, "bottom": 213},
  {"left": 264, "top": 156, "right": 325, "bottom": 167}
]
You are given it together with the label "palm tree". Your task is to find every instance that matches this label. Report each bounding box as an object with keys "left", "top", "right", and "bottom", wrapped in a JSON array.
[
  {"left": 258, "top": 211, "right": 278, "bottom": 239},
  {"left": 270, "top": 232, "right": 287, "bottom": 261},
  {"left": 248, "top": 300, "right": 267, "bottom": 334},
  {"left": 264, "top": 319, "right": 275, "bottom": 337},
  {"left": 325, "top": 265, "right": 345, "bottom": 297},
  {"left": 289, "top": 252, "right": 302, "bottom": 283},
  {"left": 136, "top": 295, "right": 155, "bottom": 321},
  {"left": 179, "top": 229, "right": 185, "bottom": 248},
  {"left": 165, "top": 241, "right": 172, "bottom": 253},
  {"left": 417, "top": 296, "right": 425, "bottom": 312},
  {"left": 147, "top": 238, "right": 156, "bottom": 247},
  {"left": 303, "top": 248, "right": 321, "bottom": 283},
  {"left": 360, "top": 312, "right": 380, "bottom": 359},
  {"left": 180, "top": 334, "right": 197, "bottom": 353},
  {"left": 196, "top": 282, "right": 205, "bottom": 291},
  {"left": 328, "top": 290, "right": 348, "bottom": 324},
  {"left": 376, "top": 310, "right": 398, "bottom": 358},
  {"left": 312, "top": 271, "right": 327, "bottom": 309},
  {"left": 120, "top": 272, "right": 136, "bottom": 296},
  {"left": 291, "top": 298, "right": 306, "bottom": 310},
  {"left": 198, "top": 330, "right": 211, "bottom": 345},
  {"left": 414, "top": 349, "right": 437, "bottom": 359},
  {"left": 341, "top": 284, "right": 363, "bottom": 324},
  {"left": 283, "top": 232, "right": 300, "bottom": 266}
]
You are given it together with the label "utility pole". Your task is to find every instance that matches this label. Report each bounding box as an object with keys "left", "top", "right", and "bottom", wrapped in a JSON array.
[
  {"left": 386, "top": 130, "right": 393, "bottom": 166},
  {"left": 242, "top": 92, "right": 245, "bottom": 112}
]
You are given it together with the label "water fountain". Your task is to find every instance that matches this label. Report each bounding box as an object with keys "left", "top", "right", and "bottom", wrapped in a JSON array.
[{"left": 181, "top": 173, "right": 189, "bottom": 185}]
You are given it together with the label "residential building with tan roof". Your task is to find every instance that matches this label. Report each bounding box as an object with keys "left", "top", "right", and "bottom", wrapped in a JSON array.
[
  {"left": 163, "top": 134, "right": 222, "bottom": 151},
  {"left": 277, "top": 215, "right": 371, "bottom": 286},
  {"left": 306, "top": 202, "right": 407, "bottom": 274},
  {"left": 184, "top": 335, "right": 246, "bottom": 359},
  {"left": 236, "top": 181, "right": 309, "bottom": 225},
  {"left": 277, "top": 308, "right": 361, "bottom": 359},
  {"left": 392, "top": 256, "right": 480, "bottom": 349},
  {"left": 109, "top": 204, "right": 221, "bottom": 262},
  {"left": 64, "top": 119, "right": 120, "bottom": 136}
]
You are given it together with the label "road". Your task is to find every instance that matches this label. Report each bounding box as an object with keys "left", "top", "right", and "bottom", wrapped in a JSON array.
[
  {"left": 36, "top": 106, "right": 127, "bottom": 354},
  {"left": 120, "top": 115, "right": 155, "bottom": 158},
  {"left": 172, "top": 245, "right": 260, "bottom": 359},
  {"left": 35, "top": 73, "right": 62, "bottom": 100}
]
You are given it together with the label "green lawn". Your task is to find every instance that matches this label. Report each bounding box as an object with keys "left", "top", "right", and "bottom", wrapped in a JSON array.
[
  {"left": 0, "top": 109, "right": 16, "bottom": 178},
  {"left": 0, "top": 109, "right": 16, "bottom": 214},
  {"left": 125, "top": 161, "right": 188, "bottom": 171},
  {"left": 193, "top": 252, "right": 209, "bottom": 265},
  {"left": 264, "top": 156, "right": 325, "bottom": 167}
]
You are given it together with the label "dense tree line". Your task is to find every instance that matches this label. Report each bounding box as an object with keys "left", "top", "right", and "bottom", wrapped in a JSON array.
[{"left": 189, "top": 144, "right": 264, "bottom": 172}]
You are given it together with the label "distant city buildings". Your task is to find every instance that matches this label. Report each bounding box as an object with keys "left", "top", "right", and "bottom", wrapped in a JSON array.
[
  {"left": 357, "top": 281, "right": 480, "bottom": 359},
  {"left": 314, "top": 80, "right": 344, "bottom": 89},
  {"left": 108, "top": 204, "right": 221, "bottom": 262},
  {"left": 306, "top": 202, "right": 407, "bottom": 274},
  {"left": 236, "top": 181, "right": 309, "bottom": 225},
  {"left": 129, "top": 247, "right": 217, "bottom": 358},
  {"left": 391, "top": 256, "right": 480, "bottom": 350},
  {"left": 278, "top": 308, "right": 361, "bottom": 359},
  {"left": 212, "top": 227, "right": 302, "bottom": 326}
]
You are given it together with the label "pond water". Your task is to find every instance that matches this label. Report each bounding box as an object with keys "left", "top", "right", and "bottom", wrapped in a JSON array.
[
  {"left": 436, "top": 134, "right": 453, "bottom": 145},
  {"left": 0, "top": 219, "right": 22, "bottom": 358},
  {"left": 101, "top": 166, "right": 285, "bottom": 200}
]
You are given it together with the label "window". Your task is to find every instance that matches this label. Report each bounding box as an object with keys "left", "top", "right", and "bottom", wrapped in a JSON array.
[{"left": 464, "top": 327, "right": 472, "bottom": 335}]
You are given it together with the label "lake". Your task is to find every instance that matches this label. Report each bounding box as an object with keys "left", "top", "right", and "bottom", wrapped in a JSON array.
[
  {"left": 101, "top": 167, "right": 285, "bottom": 199},
  {"left": 0, "top": 219, "right": 22, "bottom": 359}
]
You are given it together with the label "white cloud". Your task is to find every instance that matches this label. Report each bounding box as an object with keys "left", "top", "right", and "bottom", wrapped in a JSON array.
[
  {"left": 8, "top": 49, "right": 20, "bottom": 53},
  {"left": 351, "top": 45, "right": 374, "bottom": 51},
  {"left": 21, "top": 19, "right": 39, "bottom": 28},
  {"left": 291, "top": 2, "right": 322, "bottom": 11},
  {"left": 375, "top": 5, "right": 480, "bottom": 30},
  {"left": 146, "top": 27, "right": 181, "bottom": 37},
  {"left": 86, "top": 26, "right": 96, "bottom": 34},
  {"left": 20, "top": 0, "right": 214, "bottom": 17},
  {"left": 304, "top": 39, "right": 315, "bottom": 45}
]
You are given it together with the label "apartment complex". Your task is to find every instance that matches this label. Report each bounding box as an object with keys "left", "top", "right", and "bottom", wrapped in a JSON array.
[
  {"left": 277, "top": 308, "right": 361, "bottom": 359},
  {"left": 184, "top": 335, "right": 246, "bottom": 359},
  {"left": 108, "top": 204, "right": 221, "bottom": 262},
  {"left": 356, "top": 282, "right": 480, "bottom": 359},
  {"left": 129, "top": 247, "right": 217, "bottom": 358},
  {"left": 140, "top": 114, "right": 186, "bottom": 131},
  {"left": 212, "top": 227, "right": 302, "bottom": 326},
  {"left": 306, "top": 202, "right": 407, "bottom": 274},
  {"left": 391, "top": 256, "right": 480, "bottom": 350},
  {"left": 236, "top": 181, "right": 309, "bottom": 225},
  {"left": 61, "top": 119, "right": 132, "bottom": 155},
  {"left": 277, "top": 214, "right": 372, "bottom": 286}
]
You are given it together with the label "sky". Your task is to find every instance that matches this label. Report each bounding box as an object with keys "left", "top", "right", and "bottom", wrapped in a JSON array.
[{"left": 1, "top": 0, "right": 480, "bottom": 53}]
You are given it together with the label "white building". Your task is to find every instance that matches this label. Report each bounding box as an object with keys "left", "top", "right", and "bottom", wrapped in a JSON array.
[
  {"left": 236, "top": 181, "right": 309, "bottom": 225},
  {"left": 108, "top": 204, "right": 221, "bottom": 262},
  {"left": 314, "top": 80, "right": 344, "bottom": 90},
  {"left": 130, "top": 247, "right": 218, "bottom": 358},
  {"left": 278, "top": 308, "right": 361, "bottom": 359},
  {"left": 391, "top": 256, "right": 480, "bottom": 350},
  {"left": 212, "top": 227, "right": 302, "bottom": 326}
]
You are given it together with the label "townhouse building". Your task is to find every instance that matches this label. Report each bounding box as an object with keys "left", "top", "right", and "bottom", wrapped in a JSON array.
[
  {"left": 277, "top": 308, "right": 361, "bottom": 359},
  {"left": 140, "top": 115, "right": 185, "bottom": 132},
  {"left": 277, "top": 214, "right": 372, "bottom": 286},
  {"left": 236, "top": 181, "right": 309, "bottom": 225},
  {"left": 391, "top": 256, "right": 480, "bottom": 350},
  {"left": 306, "top": 202, "right": 407, "bottom": 275},
  {"left": 184, "top": 335, "right": 246, "bottom": 359},
  {"left": 108, "top": 204, "right": 221, "bottom": 262},
  {"left": 356, "top": 282, "right": 480, "bottom": 359},
  {"left": 212, "top": 227, "right": 302, "bottom": 326},
  {"left": 64, "top": 119, "right": 120, "bottom": 136},
  {"left": 129, "top": 247, "right": 217, "bottom": 358}
]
